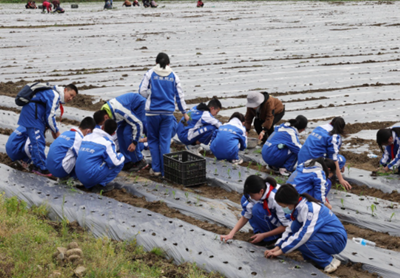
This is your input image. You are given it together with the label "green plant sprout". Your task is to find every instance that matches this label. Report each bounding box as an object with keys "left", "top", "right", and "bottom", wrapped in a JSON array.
[
  {"left": 223, "top": 160, "right": 227, "bottom": 167},
  {"left": 155, "top": 184, "right": 159, "bottom": 191},
  {"left": 238, "top": 172, "right": 242, "bottom": 180},
  {"left": 257, "top": 163, "right": 262, "bottom": 172},
  {"left": 340, "top": 198, "right": 344, "bottom": 208},
  {"left": 390, "top": 212, "right": 395, "bottom": 222},
  {"left": 203, "top": 149, "right": 206, "bottom": 157},
  {"left": 144, "top": 181, "right": 148, "bottom": 187},
  {"left": 227, "top": 168, "right": 231, "bottom": 178},
  {"left": 99, "top": 190, "right": 103, "bottom": 196},
  {"left": 172, "top": 190, "right": 176, "bottom": 199},
  {"left": 215, "top": 168, "right": 218, "bottom": 175},
  {"left": 134, "top": 175, "right": 138, "bottom": 183},
  {"left": 359, "top": 191, "right": 363, "bottom": 197},
  {"left": 213, "top": 157, "right": 217, "bottom": 164},
  {"left": 370, "top": 204, "right": 377, "bottom": 217},
  {"left": 196, "top": 195, "right": 200, "bottom": 206},
  {"left": 347, "top": 163, "right": 352, "bottom": 175},
  {"left": 165, "top": 188, "right": 169, "bottom": 195}
]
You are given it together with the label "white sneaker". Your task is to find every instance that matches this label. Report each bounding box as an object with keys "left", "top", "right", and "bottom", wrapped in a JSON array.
[
  {"left": 186, "top": 145, "right": 203, "bottom": 156},
  {"left": 279, "top": 168, "right": 290, "bottom": 176},
  {"left": 149, "top": 168, "right": 161, "bottom": 177},
  {"left": 324, "top": 258, "right": 341, "bottom": 273},
  {"left": 232, "top": 159, "right": 243, "bottom": 165}
]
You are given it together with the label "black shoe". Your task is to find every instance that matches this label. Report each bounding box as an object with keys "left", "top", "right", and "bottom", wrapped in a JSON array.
[
  {"left": 32, "top": 167, "right": 52, "bottom": 177},
  {"left": 91, "top": 183, "right": 115, "bottom": 194},
  {"left": 129, "top": 159, "right": 149, "bottom": 172},
  {"left": 122, "top": 161, "right": 135, "bottom": 171}
]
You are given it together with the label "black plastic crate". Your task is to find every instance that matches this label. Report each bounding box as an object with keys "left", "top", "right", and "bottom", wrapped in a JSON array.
[{"left": 163, "top": 151, "right": 206, "bottom": 187}]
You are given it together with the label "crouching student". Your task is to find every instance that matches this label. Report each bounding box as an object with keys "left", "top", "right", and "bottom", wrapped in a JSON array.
[
  {"left": 53, "top": 6, "right": 64, "bottom": 13},
  {"left": 220, "top": 175, "right": 291, "bottom": 246},
  {"left": 376, "top": 127, "right": 400, "bottom": 173},
  {"left": 298, "top": 117, "right": 351, "bottom": 190},
  {"left": 262, "top": 115, "right": 308, "bottom": 176},
  {"left": 75, "top": 119, "right": 124, "bottom": 193},
  {"left": 265, "top": 184, "right": 347, "bottom": 274},
  {"left": 122, "top": 0, "right": 131, "bottom": 6},
  {"left": 197, "top": 0, "right": 204, "bottom": 7},
  {"left": 100, "top": 92, "right": 148, "bottom": 172},
  {"left": 46, "top": 117, "right": 96, "bottom": 180},
  {"left": 177, "top": 98, "right": 222, "bottom": 155},
  {"left": 139, "top": 52, "right": 189, "bottom": 176},
  {"left": 210, "top": 112, "right": 246, "bottom": 165},
  {"left": 17, "top": 83, "right": 78, "bottom": 176},
  {"left": 5, "top": 126, "right": 32, "bottom": 170},
  {"left": 287, "top": 157, "right": 336, "bottom": 210},
  {"left": 26, "top": 1, "right": 37, "bottom": 8}
]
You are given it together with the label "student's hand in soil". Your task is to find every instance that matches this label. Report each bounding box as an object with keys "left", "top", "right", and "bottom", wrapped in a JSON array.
[
  {"left": 128, "top": 143, "right": 136, "bottom": 152},
  {"left": 264, "top": 247, "right": 282, "bottom": 258},
  {"left": 250, "top": 233, "right": 265, "bottom": 244},
  {"left": 339, "top": 178, "right": 352, "bottom": 191},
  {"left": 220, "top": 234, "right": 233, "bottom": 242},
  {"left": 258, "top": 131, "right": 265, "bottom": 141}
]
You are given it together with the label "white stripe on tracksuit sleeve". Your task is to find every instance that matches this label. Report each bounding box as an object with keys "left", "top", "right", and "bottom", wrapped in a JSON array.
[
  {"left": 61, "top": 134, "right": 82, "bottom": 174},
  {"left": 201, "top": 112, "right": 222, "bottom": 128},
  {"left": 47, "top": 90, "right": 59, "bottom": 133},
  {"left": 104, "top": 137, "right": 125, "bottom": 167},
  {"left": 138, "top": 70, "right": 152, "bottom": 99},
  {"left": 173, "top": 73, "right": 187, "bottom": 113}
]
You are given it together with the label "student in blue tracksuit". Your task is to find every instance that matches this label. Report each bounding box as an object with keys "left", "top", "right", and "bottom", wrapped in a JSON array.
[
  {"left": 210, "top": 112, "right": 246, "bottom": 164},
  {"left": 220, "top": 176, "right": 291, "bottom": 246},
  {"left": 100, "top": 92, "right": 148, "bottom": 172},
  {"left": 262, "top": 115, "right": 308, "bottom": 176},
  {"left": 17, "top": 84, "right": 78, "bottom": 176},
  {"left": 287, "top": 157, "right": 336, "bottom": 210},
  {"left": 376, "top": 127, "right": 400, "bottom": 173},
  {"left": 138, "top": 52, "right": 189, "bottom": 176},
  {"left": 46, "top": 117, "right": 96, "bottom": 179},
  {"left": 177, "top": 98, "right": 222, "bottom": 155},
  {"left": 297, "top": 117, "right": 350, "bottom": 190},
  {"left": 75, "top": 119, "right": 125, "bottom": 193},
  {"left": 5, "top": 125, "right": 32, "bottom": 170},
  {"left": 265, "top": 184, "right": 347, "bottom": 274}
]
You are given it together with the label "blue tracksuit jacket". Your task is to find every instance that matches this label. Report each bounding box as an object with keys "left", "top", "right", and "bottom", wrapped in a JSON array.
[
  {"left": 262, "top": 123, "right": 302, "bottom": 172},
  {"left": 46, "top": 129, "right": 84, "bottom": 178},
  {"left": 276, "top": 199, "right": 347, "bottom": 268},
  {"left": 17, "top": 85, "right": 63, "bottom": 133},
  {"left": 177, "top": 104, "right": 222, "bottom": 145},
  {"left": 6, "top": 126, "right": 31, "bottom": 162},
  {"left": 287, "top": 161, "right": 330, "bottom": 204},
  {"left": 210, "top": 118, "right": 247, "bottom": 161},
  {"left": 138, "top": 64, "right": 187, "bottom": 115},
  {"left": 298, "top": 124, "right": 342, "bottom": 164},
  {"left": 241, "top": 183, "right": 291, "bottom": 242},
  {"left": 75, "top": 128, "right": 125, "bottom": 188},
  {"left": 106, "top": 93, "right": 146, "bottom": 144},
  {"left": 380, "top": 129, "right": 400, "bottom": 170}
]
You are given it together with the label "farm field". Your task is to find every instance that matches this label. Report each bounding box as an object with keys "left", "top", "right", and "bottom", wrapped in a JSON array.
[{"left": 1, "top": 1, "right": 400, "bottom": 277}]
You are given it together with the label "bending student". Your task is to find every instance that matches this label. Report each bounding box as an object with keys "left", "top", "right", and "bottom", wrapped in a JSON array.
[
  {"left": 265, "top": 184, "right": 347, "bottom": 274},
  {"left": 376, "top": 127, "right": 400, "bottom": 174}
]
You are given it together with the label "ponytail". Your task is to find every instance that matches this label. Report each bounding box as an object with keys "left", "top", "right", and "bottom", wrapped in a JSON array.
[
  {"left": 300, "top": 193, "right": 322, "bottom": 204},
  {"left": 155, "top": 52, "right": 170, "bottom": 69},
  {"left": 304, "top": 157, "right": 336, "bottom": 181},
  {"left": 287, "top": 115, "right": 308, "bottom": 131},
  {"left": 263, "top": 176, "right": 277, "bottom": 187},
  {"left": 330, "top": 117, "right": 346, "bottom": 137}
]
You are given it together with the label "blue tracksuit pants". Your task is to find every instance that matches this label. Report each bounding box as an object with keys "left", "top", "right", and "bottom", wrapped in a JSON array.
[
  {"left": 249, "top": 203, "right": 284, "bottom": 242},
  {"left": 79, "top": 163, "right": 123, "bottom": 189},
  {"left": 6, "top": 136, "right": 31, "bottom": 164},
  {"left": 26, "top": 127, "right": 47, "bottom": 171},
  {"left": 47, "top": 163, "right": 77, "bottom": 179},
  {"left": 262, "top": 145, "right": 298, "bottom": 172},
  {"left": 177, "top": 123, "right": 217, "bottom": 145},
  {"left": 147, "top": 114, "right": 174, "bottom": 175},
  {"left": 297, "top": 231, "right": 347, "bottom": 268},
  {"left": 117, "top": 122, "right": 143, "bottom": 165}
]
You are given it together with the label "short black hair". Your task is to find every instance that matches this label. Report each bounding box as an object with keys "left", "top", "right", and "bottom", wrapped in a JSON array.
[
  {"left": 65, "top": 84, "right": 79, "bottom": 95},
  {"left": 208, "top": 98, "right": 222, "bottom": 110},
  {"left": 229, "top": 112, "right": 245, "bottom": 123},
  {"left": 79, "top": 117, "right": 96, "bottom": 131},
  {"left": 93, "top": 110, "right": 107, "bottom": 125},
  {"left": 104, "top": 119, "right": 117, "bottom": 135},
  {"left": 243, "top": 175, "right": 266, "bottom": 195},
  {"left": 156, "top": 52, "right": 170, "bottom": 69}
]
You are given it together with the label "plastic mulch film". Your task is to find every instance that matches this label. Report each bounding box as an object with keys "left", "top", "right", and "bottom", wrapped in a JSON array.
[
  {"left": 0, "top": 163, "right": 328, "bottom": 278},
  {"left": 329, "top": 189, "right": 400, "bottom": 236},
  {"left": 239, "top": 148, "right": 267, "bottom": 166},
  {"left": 113, "top": 177, "right": 252, "bottom": 232}
]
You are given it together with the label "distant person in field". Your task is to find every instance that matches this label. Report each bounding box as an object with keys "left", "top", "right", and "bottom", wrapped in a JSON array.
[
  {"left": 177, "top": 98, "right": 222, "bottom": 156},
  {"left": 210, "top": 112, "right": 247, "bottom": 165},
  {"left": 46, "top": 117, "right": 96, "bottom": 180},
  {"left": 245, "top": 92, "right": 285, "bottom": 145},
  {"left": 5, "top": 126, "right": 32, "bottom": 171},
  {"left": 376, "top": 127, "right": 400, "bottom": 174},
  {"left": 42, "top": 0, "right": 52, "bottom": 12},
  {"left": 132, "top": 0, "right": 139, "bottom": 6},
  {"left": 75, "top": 119, "right": 125, "bottom": 193},
  {"left": 150, "top": 0, "right": 157, "bottom": 7},
  {"left": 104, "top": 0, "right": 112, "bottom": 9},
  {"left": 262, "top": 115, "right": 308, "bottom": 176},
  {"left": 197, "top": 0, "right": 204, "bottom": 7},
  {"left": 54, "top": 6, "right": 64, "bottom": 13},
  {"left": 142, "top": 0, "right": 150, "bottom": 7},
  {"left": 298, "top": 117, "right": 351, "bottom": 190},
  {"left": 122, "top": 0, "right": 132, "bottom": 7},
  {"left": 26, "top": 1, "right": 37, "bottom": 9},
  {"left": 51, "top": 0, "right": 59, "bottom": 8}
]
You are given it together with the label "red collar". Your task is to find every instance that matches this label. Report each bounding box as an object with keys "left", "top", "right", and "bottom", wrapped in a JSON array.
[
  {"left": 59, "top": 103, "right": 64, "bottom": 122},
  {"left": 290, "top": 197, "right": 303, "bottom": 220},
  {"left": 262, "top": 185, "right": 274, "bottom": 216}
]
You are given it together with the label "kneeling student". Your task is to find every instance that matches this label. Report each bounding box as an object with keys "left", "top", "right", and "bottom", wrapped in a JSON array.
[
  {"left": 177, "top": 98, "right": 222, "bottom": 155},
  {"left": 75, "top": 119, "right": 125, "bottom": 193},
  {"left": 210, "top": 112, "right": 247, "bottom": 165},
  {"left": 5, "top": 126, "right": 32, "bottom": 170},
  {"left": 376, "top": 127, "right": 400, "bottom": 173},
  {"left": 46, "top": 117, "right": 96, "bottom": 180},
  {"left": 220, "top": 175, "right": 290, "bottom": 246},
  {"left": 265, "top": 184, "right": 347, "bottom": 274}
]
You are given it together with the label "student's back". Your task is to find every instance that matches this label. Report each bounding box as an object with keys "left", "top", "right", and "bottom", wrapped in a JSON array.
[
  {"left": 6, "top": 126, "right": 31, "bottom": 162},
  {"left": 298, "top": 124, "right": 341, "bottom": 164}
]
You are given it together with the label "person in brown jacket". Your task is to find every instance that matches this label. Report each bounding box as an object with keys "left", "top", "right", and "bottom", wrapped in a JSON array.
[
  {"left": 122, "top": 0, "right": 132, "bottom": 6},
  {"left": 244, "top": 92, "right": 285, "bottom": 144}
]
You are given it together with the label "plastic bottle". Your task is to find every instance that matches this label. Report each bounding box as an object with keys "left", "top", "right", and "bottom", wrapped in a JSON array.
[
  {"left": 367, "top": 154, "right": 378, "bottom": 158},
  {"left": 352, "top": 237, "right": 376, "bottom": 247}
]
